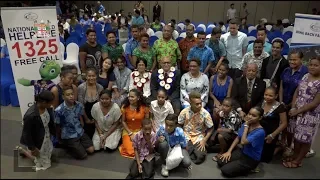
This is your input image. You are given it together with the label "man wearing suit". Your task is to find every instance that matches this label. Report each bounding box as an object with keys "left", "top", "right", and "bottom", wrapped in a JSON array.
[
  {"left": 151, "top": 57, "right": 181, "bottom": 114},
  {"left": 153, "top": 1, "right": 161, "bottom": 22},
  {"left": 232, "top": 63, "right": 266, "bottom": 117}
]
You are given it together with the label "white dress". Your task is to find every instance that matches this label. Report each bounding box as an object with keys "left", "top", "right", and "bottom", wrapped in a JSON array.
[
  {"left": 91, "top": 102, "right": 122, "bottom": 150},
  {"left": 34, "top": 109, "right": 53, "bottom": 171}
]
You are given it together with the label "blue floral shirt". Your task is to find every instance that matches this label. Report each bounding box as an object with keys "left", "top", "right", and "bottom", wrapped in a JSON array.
[
  {"left": 205, "top": 39, "right": 227, "bottom": 60},
  {"left": 187, "top": 45, "right": 215, "bottom": 72},
  {"left": 156, "top": 125, "right": 187, "bottom": 148},
  {"left": 54, "top": 101, "right": 84, "bottom": 139}
]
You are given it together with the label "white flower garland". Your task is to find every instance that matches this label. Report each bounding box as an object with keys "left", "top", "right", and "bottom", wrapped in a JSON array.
[
  {"left": 133, "top": 71, "right": 149, "bottom": 88},
  {"left": 158, "top": 67, "right": 175, "bottom": 90}
]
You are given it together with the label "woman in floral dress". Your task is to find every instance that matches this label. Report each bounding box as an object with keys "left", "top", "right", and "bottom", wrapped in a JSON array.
[
  {"left": 180, "top": 59, "right": 209, "bottom": 108},
  {"left": 132, "top": 33, "right": 156, "bottom": 71},
  {"left": 283, "top": 56, "right": 320, "bottom": 168},
  {"left": 19, "top": 90, "right": 55, "bottom": 171}
]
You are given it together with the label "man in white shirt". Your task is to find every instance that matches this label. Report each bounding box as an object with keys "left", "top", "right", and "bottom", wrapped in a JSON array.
[
  {"left": 220, "top": 19, "right": 248, "bottom": 79},
  {"left": 227, "top": 4, "right": 237, "bottom": 23}
]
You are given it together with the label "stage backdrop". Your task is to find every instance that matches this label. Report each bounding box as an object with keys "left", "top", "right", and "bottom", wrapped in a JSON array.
[
  {"left": 290, "top": 13, "right": 320, "bottom": 64},
  {"left": 1, "top": 6, "right": 62, "bottom": 117}
]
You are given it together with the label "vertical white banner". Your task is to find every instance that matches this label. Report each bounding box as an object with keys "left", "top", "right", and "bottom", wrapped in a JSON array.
[{"left": 1, "top": 6, "right": 62, "bottom": 117}]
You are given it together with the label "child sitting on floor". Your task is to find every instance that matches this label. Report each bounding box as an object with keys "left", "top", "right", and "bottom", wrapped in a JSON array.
[
  {"left": 126, "top": 119, "right": 157, "bottom": 179},
  {"left": 210, "top": 97, "right": 243, "bottom": 161},
  {"left": 156, "top": 114, "right": 192, "bottom": 177}
]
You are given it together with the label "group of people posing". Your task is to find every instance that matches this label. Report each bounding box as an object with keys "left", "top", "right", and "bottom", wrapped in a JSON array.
[{"left": 19, "top": 18, "right": 320, "bottom": 178}]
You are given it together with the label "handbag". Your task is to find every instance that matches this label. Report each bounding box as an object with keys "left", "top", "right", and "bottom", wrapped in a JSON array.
[
  {"left": 165, "top": 144, "right": 184, "bottom": 170},
  {"left": 263, "top": 57, "right": 282, "bottom": 87}
]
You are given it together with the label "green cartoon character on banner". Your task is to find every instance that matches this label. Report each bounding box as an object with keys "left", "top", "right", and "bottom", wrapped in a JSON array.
[{"left": 17, "top": 60, "right": 61, "bottom": 97}]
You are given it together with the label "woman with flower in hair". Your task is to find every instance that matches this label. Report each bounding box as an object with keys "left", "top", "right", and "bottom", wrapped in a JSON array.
[
  {"left": 151, "top": 56, "right": 181, "bottom": 114},
  {"left": 119, "top": 89, "right": 149, "bottom": 158},
  {"left": 129, "top": 58, "right": 152, "bottom": 104}
]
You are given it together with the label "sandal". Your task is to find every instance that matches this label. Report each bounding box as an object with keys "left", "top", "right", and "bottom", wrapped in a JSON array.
[
  {"left": 282, "top": 161, "right": 302, "bottom": 168},
  {"left": 212, "top": 154, "right": 221, "bottom": 162}
]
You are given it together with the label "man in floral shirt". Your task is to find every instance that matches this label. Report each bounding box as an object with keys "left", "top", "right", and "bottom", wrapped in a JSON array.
[
  {"left": 241, "top": 39, "right": 270, "bottom": 76},
  {"left": 178, "top": 91, "right": 214, "bottom": 165},
  {"left": 153, "top": 25, "right": 182, "bottom": 69}
]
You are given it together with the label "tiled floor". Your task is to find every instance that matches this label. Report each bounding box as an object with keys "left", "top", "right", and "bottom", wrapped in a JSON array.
[{"left": 1, "top": 106, "right": 320, "bottom": 179}]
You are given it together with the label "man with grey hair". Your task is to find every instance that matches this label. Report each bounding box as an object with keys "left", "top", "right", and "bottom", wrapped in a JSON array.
[{"left": 231, "top": 63, "right": 266, "bottom": 117}]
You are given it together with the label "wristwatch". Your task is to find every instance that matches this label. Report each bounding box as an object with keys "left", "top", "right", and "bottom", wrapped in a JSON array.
[{"left": 244, "top": 124, "right": 249, "bottom": 128}]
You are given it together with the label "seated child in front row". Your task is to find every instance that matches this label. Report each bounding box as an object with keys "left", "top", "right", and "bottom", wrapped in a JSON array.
[
  {"left": 210, "top": 98, "right": 243, "bottom": 161},
  {"left": 126, "top": 119, "right": 157, "bottom": 179},
  {"left": 156, "top": 114, "right": 192, "bottom": 177},
  {"left": 54, "top": 86, "right": 95, "bottom": 160},
  {"left": 150, "top": 89, "right": 174, "bottom": 132}
]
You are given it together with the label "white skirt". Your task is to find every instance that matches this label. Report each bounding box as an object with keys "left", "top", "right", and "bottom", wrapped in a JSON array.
[{"left": 92, "top": 128, "right": 122, "bottom": 150}]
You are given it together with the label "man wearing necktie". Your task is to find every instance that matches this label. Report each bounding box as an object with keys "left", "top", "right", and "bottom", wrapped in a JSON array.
[{"left": 231, "top": 63, "right": 266, "bottom": 118}]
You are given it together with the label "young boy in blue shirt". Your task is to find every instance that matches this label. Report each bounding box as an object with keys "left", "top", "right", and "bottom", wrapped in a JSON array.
[
  {"left": 156, "top": 114, "right": 192, "bottom": 177},
  {"left": 55, "top": 86, "right": 94, "bottom": 159}
]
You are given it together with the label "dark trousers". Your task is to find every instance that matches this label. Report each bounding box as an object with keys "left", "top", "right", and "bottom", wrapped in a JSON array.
[
  {"left": 170, "top": 98, "right": 181, "bottom": 115},
  {"left": 156, "top": 141, "right": 192, "bottom": 168},
  {"left": 228, "top": 68, "right": 243, "bottom": 80},
  {"left": 187, "top": 141, "right": 207, "bottom": 165},
  {"left": 217, "top": 148, "right": 259, "bottom": 178},
  {"left": 126, "top": 159, "right": 155, "bottom": 179}
]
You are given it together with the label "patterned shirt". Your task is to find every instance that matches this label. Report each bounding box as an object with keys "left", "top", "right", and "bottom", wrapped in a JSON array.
[
  {"left": 101, "top": 43, "right": 124, "bottom": 62},
  {"left": 187, "top": 45, "right": 215, "bottom": 72},
  {"left": 132, "top": 16, "right": 144, "bottom": 26},
  {"left": 133, "top": 47, "right": 155, "bottom": 70},
  {"left": 247, "top": 42, "right": 272, "bottom": 55},
  {"left": 125, "top": 38, "right": 140, "bottom": 56},
  {"left": 179, "top": 37, "right": 198, "bottom": 72},
  {"left": 153, "top": 38, "right": 182, "bottom": 67},
  {"left": 125, "top": 38, "right": 140, "bottom": 69},
  {"left": 280, "top": 65, "right": 308, "bottom": 105},
  {"left": 241, "top": 51, "right": 270, "bottom": 73},
  {"left": 156, "top": 126, "right": 187, "bottom": 148},
  {"left": 220, "top": 110, "right": 243, "bottom": 134},
  {"left": 31, "top": 80, "right": 56, "bottom": 96},
  {"left": 54, "top": 101, "right": 84, "bottom": 140},
  {"left": 205, "top": 39, "right": 227, "bottom": 61},
  {"left": 132, "top": 130, "right": 157, "bottom": 162},
  {"left": 178, "top": 107, "right": 213, "bottom": 144},
  {"left": 180, "top": 72, "right": 209, "bottom": 107}
]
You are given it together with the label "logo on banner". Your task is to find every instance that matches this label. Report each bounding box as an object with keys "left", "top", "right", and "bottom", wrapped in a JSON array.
[
  {"left": 310, "top": 23, "right": 320, "bottom": 32},
  {"left": 33, "top": 20, "right": 51, "bottom": 38},
  {"left": 24, "top": 12, "right": 38, "bottom": 21}
]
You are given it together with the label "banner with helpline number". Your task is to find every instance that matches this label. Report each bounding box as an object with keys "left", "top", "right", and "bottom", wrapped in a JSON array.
[{"left": 1, "top": 6, "right": 62, "bottom": 117}]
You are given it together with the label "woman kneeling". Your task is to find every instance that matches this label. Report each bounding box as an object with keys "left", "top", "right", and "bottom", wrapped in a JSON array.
[{"left": 217, "top": 106, "right": 265, "bottom": 178}]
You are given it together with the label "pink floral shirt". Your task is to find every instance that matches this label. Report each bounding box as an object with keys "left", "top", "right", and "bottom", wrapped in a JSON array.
[{"left": 132, "top": 130, "right": 156, "bottom": 162}]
